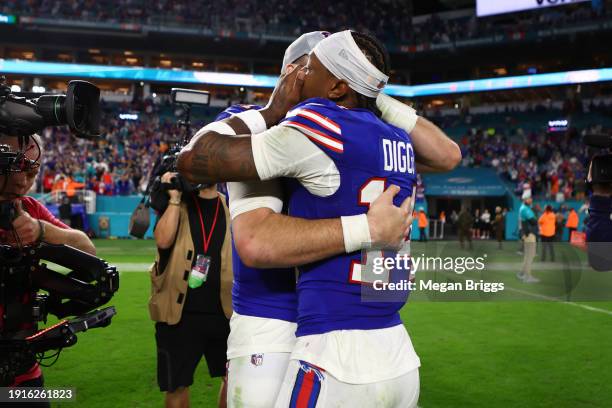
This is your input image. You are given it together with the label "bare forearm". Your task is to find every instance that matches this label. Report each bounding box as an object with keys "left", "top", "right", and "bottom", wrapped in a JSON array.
[
  {"left": 177, "top": 131, "right": 259, "bottom": 184},
  {"left": 42, "top": 222, "right": 96, "bottom": 255},
  {"left": 234, "top": 211, "right": 345, "bottom": 268},
  {"left": 412, "top": 117, "right": 461, "bottom": 172},
  {"left": 154, "top": 206, "right": 180, "bottom": 249},
  {"left": 416, "top": 162, "right": 444, "bottom": 174}
]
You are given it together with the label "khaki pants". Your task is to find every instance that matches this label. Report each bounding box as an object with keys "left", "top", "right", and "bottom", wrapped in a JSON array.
[{"left": 522, "top": 233, "right": 537, "bottom": 276}]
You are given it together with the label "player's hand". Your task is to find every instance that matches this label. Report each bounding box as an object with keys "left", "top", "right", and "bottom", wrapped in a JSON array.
[
  {"left": 261, "top": 64, "right": 305, "bottom": 126},
  {"left": 161, "top": 172, "right": 182, "bottom": 201},
  {"left": 11, "top": 200, "right": 42, "bottom": 245},
  {"left": 367, "top": 185, "right": 415, "bottom": 249}
]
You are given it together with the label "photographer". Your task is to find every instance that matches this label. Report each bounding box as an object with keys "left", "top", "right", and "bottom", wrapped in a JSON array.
[
  {"left": 585, "top": 159, "right": 612, "bottom": 271},
  {"left": 150, "top": 171, "right": 232, "bottom": 408},
  {"left": 0, "top": 133, "right": 96, "bottom": 402}
]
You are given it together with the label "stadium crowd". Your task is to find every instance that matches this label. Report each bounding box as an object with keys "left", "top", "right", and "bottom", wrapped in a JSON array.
[
  {"left": 453, "top": 99, "right": 612, "bottom": 200},
  {"left": 37, "top": 98, "right": 193, "bottom": 198},
  {"left": 3, "top": 0, "right": 608, "bottom": 45},
  {"left": 35, "top": 97, "right": 610, "bottom": 201},
  {"left": 458, "top": 126, "right": 589, "bottom": 201}
]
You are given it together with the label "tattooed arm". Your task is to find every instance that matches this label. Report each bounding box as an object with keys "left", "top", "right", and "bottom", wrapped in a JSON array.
[
  {"left": 177, "top": 65, "right": 305, "bottom": 184},
  {"left": 176, "top": 129, "right": 260, "bottom": 184},
  {"left": 176, "top": 94, "right": 293, "bottom": 184}
]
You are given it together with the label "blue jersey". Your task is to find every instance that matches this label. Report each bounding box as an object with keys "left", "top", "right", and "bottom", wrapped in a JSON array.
[
  {"left": 214, "top": 104, "right": 263, "bottom": 121},
  {"left": 281, "top": 98, "right": 417, "bottom": 336},
  {"left": 215, "top": 104, "right": 297, "bottom": 322}
]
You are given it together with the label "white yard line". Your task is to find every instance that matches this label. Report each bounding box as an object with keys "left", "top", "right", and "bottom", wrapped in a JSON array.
[
  {"left": 112, "top": 263, "right": 152, "bottom": 271},
  {"left": 504, "top": 286, "right": 612, "bottom": 316}
]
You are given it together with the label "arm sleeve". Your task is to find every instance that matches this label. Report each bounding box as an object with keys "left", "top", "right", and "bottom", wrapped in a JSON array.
[
  {"left": 201, "top": 108, "right": 285, "bottom": 220},
  {"left": 227, "top": 180, "right": 284, "bottom": 220},
  {"left": 251, "top": 125, "right": 340, "bottom": 197}
]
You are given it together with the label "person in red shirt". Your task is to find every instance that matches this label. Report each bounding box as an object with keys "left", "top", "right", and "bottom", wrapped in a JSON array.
[{"left": 0, "top": 133, "right": 95, "bottom": 400}]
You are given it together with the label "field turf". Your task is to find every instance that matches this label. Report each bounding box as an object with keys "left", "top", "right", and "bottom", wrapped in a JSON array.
[{"left": 43, "top": 239, "right": 612, "bottom": 407}]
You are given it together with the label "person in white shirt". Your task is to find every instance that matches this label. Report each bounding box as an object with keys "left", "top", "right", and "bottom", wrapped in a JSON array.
[{"left": 481, "top": 208, "right": 491, "bottom": 240}]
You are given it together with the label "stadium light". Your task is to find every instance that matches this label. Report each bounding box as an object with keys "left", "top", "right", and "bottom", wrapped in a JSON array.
[{"left": 1, "top": 59, "right": 612, "bottom": 98}]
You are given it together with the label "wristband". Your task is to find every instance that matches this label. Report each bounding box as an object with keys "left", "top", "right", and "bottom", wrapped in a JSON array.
[
  {"left": 169, "top": 199, "right": 181, "bottom": 206},
  {"left": 201, "top": 121, "right": 237, "bottom": 135},
  {"left": 341, "top": 214, "right": 372, "bottom": 253},
  {"left": 234, "top": 109, "right": 268, "bottom": 135},
  {"left": 376, "top": 93, "right": 419, "bottom": 133},
  {"left": 36, "top": 219, "right": 46, "bottom": 242}
]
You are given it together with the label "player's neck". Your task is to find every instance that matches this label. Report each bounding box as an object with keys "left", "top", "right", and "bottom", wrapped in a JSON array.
[{"left": 333, "top": 90, "right": 359, "bottom": 110}]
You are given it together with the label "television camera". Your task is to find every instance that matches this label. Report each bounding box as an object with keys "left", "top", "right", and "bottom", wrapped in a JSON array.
[{"left": 0, "top": 77, "right": 118, "bottom": 385}]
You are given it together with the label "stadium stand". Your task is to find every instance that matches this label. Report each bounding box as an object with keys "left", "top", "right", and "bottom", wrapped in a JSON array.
[
  {"left": 3, "top": 0, "right": 609, "bottom": 48},
  {"left": 34, "top": 95, "right": 612, "bottom": 203}
]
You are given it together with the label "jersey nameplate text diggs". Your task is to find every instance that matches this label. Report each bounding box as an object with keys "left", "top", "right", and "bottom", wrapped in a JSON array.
[{"left": 382, "top": 138, "right": 415, "bottom": 175}]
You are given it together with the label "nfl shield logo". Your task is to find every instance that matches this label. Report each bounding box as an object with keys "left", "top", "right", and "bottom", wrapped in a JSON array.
[{"left": 251, "top": 353, "right": 264, "bottom": 366}]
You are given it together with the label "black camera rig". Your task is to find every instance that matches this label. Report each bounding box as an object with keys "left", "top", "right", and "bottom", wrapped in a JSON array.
[
  {"left": 0, "top": 76, "right": 101, "bottom": 186},
  {"left": 0, "top": 243, "right": 118, "bottom": 385},
  {"left": 0, "top": 77, "right": 100, "bottom": 139},
  {"left": 0, "top": 76, "right": 118, "bottom": 385}
]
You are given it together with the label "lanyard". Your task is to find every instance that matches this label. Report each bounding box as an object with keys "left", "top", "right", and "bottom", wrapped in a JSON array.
[{"left": 192, "top": 194, "right": 221, "bottom": 254}]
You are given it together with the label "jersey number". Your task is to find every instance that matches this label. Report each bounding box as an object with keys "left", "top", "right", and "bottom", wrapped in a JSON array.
[{"left": 349, "top": 178, "right": 387, "bottom": 284}]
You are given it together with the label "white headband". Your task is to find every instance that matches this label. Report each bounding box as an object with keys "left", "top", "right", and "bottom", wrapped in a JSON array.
[{"left": 313, "top": 30, "right": 388, "bottom": 98}]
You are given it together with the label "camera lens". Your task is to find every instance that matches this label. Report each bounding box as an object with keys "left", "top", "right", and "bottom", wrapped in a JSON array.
[{"left": 35, "top": 95, "right": 67, "bottom": 125}]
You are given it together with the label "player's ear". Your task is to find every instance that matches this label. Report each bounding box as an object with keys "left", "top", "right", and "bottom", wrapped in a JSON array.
[{"left": 328, "top": 79, "right": 350, "bottom": 101}]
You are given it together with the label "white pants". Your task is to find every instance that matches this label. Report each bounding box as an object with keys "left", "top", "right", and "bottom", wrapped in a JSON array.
[
  {"left": 274, "top": 360, "right": 420, "bottom": 408},
  {"left": 227, "top": 352, "right": 291, "bottom": 408}
]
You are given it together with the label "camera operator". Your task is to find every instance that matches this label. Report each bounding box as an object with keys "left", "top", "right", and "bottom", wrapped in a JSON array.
[
  {"left": 0, "top": 132, "right": 96, "bottom": 404},
  {"left": 150, "top": 171, "right": 232, "bottom": 408},
  {"left": 585, "top": 159, "right": 612, "bottom": 271},
  {"left": 0, "top": 134, "right": 96, "bottom": 254}
]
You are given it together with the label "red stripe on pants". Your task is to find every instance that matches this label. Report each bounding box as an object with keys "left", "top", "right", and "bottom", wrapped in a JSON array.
[{"left": 295, "top": 370, "right": 315, "bottom": 408}]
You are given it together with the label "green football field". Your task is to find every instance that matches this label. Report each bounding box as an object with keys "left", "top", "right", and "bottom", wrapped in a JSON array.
[{"left": 42, "top": 239, "right": 612, "bottom": 408}]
